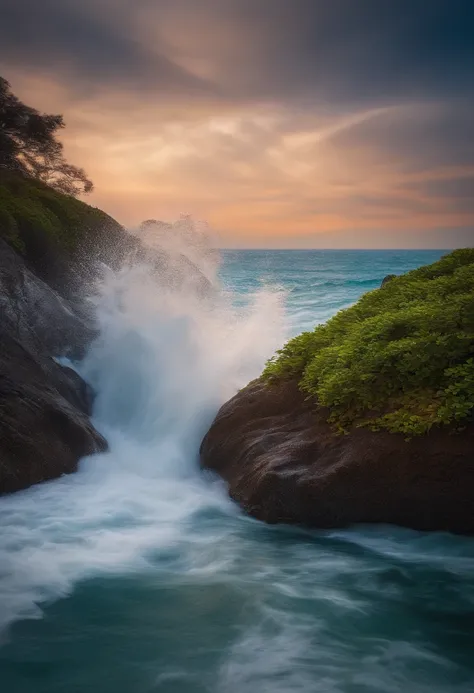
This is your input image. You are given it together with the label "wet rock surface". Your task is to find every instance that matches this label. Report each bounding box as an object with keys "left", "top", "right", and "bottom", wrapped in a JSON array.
[
  {"left": 0, "top": 239, "right": 106, "bottom": 494},
  {"left": 200, "top": 379, "right": 474, "bottom": 534}
]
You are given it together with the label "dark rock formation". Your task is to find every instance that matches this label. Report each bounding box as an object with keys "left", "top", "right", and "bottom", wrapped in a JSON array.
[
  {"left": 0, "top": 331, "right": 106, "bottom": 494},
  {"left": 0, "top": 239, "right": 95, "bottom": 358},
  {"left": 0, "top": 239, "right": 106, "bottom": 494},
  {"left": 200, "top": 379, "right": 474, "bottom": 534}
]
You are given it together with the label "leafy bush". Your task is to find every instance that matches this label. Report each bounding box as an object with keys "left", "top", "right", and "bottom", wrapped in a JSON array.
[{"left": 263, "top": 249, "right": 474, "bottom": 435}]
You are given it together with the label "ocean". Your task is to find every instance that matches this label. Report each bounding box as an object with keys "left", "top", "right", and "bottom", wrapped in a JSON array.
[{"left": 1, "top": 248, "right": 473, "bottom": 693}]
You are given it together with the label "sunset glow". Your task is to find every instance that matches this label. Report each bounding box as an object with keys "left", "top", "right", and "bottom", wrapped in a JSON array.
[{"left": 3, "top": 0, "right": 473, "bottom": 247}]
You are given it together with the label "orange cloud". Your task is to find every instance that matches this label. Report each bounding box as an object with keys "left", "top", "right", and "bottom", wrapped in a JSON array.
[{"left": 4, "top": 15, "right": 473, "bottom": 250}]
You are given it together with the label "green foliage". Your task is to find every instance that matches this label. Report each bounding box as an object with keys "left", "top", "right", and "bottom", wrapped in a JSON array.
[
  {"left": 263, "top": 249, "right": 474, "bottom": 435},
  {"left": 0, "top": 170, "right": 121, "bottom": 257}
]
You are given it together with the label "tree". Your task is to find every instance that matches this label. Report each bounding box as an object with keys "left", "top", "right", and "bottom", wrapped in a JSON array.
[{"left": 0, "top": 76, "right": 93, "bottom": 196}]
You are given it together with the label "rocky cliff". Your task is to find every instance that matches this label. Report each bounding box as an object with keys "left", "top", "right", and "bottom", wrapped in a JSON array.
[
  {"left": 0, "top": 172, "right": 123, "bottom": 494},
  {"left": 0, "top": 238, "right": 107, "bottom": 493}
]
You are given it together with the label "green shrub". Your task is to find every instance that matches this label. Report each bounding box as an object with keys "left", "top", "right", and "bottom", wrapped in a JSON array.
[{"left": 263, "top": 249, "right": 474, "bottom": 435}]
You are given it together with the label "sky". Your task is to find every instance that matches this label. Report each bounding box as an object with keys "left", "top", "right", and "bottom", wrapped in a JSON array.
[{"left": 2, "top": 0, "right": 474, "bottom": 248}]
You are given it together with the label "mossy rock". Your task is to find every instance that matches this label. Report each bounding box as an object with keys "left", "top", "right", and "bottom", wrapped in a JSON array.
[
  {"left": 263, "top": 249, "right": 474, "bottom": 436},
  {"left": 0, "top": 170, "right": 122, "bottom": 253},
  {"left": 0, "top": 171, "right": 126, "bottom": 291}
]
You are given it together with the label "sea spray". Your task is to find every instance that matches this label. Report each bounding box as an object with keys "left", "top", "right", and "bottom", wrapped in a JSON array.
[{"left": 0, "top": 219, "right": 285, "bottom": 633}]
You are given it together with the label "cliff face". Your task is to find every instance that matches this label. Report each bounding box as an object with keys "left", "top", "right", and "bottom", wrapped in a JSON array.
[
  {"left": 0, "top": 175, "right": 120, "bottom": 494},
  {"left": 201, "top": 250, "right": 474, "bottom": 534},
  {"left": 0, "top": 238, "right": 107, "bottom": 493}
]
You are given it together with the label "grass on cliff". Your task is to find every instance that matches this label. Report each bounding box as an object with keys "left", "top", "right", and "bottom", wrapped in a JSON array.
[
  {"left": 263, "top": 249, "right": 474, "bottom": 436},
  {"left": 0, "top": 171, "right": 121, "bottom": 255}
]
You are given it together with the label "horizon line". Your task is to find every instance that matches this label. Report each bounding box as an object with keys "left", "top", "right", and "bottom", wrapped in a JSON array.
[{"left": 217, "top": 247, "right": 456, "bottom": 251}]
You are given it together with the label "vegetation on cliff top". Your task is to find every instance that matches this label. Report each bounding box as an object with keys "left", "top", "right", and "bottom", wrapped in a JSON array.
[
  {"left": 0, "top": 170, "right": 121, "bottom": 256},
  {"left": 0, "top": 76, "right": 124, "bottom": 266},
  {"left": 0, "top": 75, "right": 92, "bottom": 196},
  {"left": 264, "top": 249, "right": 474, "bottom": 435}
]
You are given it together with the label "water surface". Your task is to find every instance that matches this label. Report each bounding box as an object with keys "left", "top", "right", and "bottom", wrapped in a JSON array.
[{"left": 1, "top": 248, "right": 473, "bottom": 693}]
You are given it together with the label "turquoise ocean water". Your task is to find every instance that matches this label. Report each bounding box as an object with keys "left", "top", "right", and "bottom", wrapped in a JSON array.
[{"left": 1, "top": 249, "right": 473, "bottom": 693}]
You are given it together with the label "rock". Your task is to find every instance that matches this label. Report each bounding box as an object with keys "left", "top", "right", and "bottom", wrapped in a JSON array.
[
  {"left": 200, "top": 379, "right": 474, "bottom": 534},
  {"left": 0, "top": 239, "right": 107, "bottom": 495},
  {"left": 381, "top": 274, "right": 397, "bottom": 287},
  {"left": 48, "top": 362, "right": 95, "bottom": 416},
  {"left": 0, "top": 330, "right": 107, "bottom": 494},
  {"left": 0, "top": 239, "right": 96, "bottom": 359}
]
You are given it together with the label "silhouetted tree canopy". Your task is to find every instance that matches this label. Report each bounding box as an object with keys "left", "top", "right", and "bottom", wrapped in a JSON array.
[{"left": 0, "top": 76, "right": 93, "bottom": 196}]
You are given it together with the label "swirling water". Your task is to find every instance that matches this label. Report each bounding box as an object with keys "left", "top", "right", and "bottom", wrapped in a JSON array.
[{"left": 1, "top": 247, "right": 473, "bottom": 693}]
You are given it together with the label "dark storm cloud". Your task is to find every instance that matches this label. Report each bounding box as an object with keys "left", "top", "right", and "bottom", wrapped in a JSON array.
[
  {"left": 328, "top": 101, "right": 474, "bottom": 172},
  {"left": 1, "top": 0, "right": 473, "bottom": 104},
  {"left": 202, "top": 0, "right": 474, "bottom": 103},
  {"left": 0, "top": 0, "right": 218, "bottom": 95},
  {"left": 420, "top": 176, "right": 474, "bottom": 201}
]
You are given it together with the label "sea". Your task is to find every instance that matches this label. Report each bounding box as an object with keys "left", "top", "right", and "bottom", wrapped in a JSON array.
[{"left": 1, "top": 247, "right": 473, "bottom": 693}]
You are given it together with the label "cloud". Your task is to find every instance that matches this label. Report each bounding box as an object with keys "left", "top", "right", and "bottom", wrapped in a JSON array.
[
  {"left": 0, "top": 0, "right": 218, "bottom": 97},
  {"left": 1, "top": 0, "right": 473, "bottom": 246},
  {"left": 329, "top": 101, "right": 474, "bottom": 173},
  {"left": 65, "top": 102, "right": 471, "bottom": 240},
  {"left": 1, "top": 0, "right": 473, "bottom": 104}
]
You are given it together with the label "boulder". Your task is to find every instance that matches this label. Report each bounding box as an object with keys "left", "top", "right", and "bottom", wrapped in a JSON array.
[
  {"left": 200, "top": 379, "right": 474, "bottom": 534},
  {"left": 0, "top": 239, "right": 106, "bottom": 494},
  {"left": 0, "top": 331, "right": 107, "bottom": 494}
]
